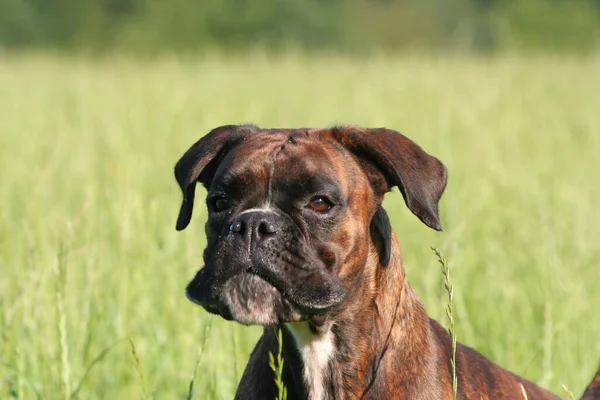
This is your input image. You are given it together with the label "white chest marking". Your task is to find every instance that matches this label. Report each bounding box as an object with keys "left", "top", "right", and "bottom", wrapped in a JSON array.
[{"left": 286, "top": 322, "right": 335, "bottom": 400}]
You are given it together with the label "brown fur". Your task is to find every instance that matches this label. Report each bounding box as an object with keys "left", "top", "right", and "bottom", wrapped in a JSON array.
[
  {"left": 237, "top": 238, "right": 566, "bottom": 399},
  {"left": 175, "top": 125, "right": 600, "bottom": 400},
  {"left": 582, "top": 366, "right": 600, "bottom": 400}
]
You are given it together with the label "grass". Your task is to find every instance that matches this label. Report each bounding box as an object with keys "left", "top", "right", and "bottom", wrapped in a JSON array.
[
  {"left": 186, "top": 316, "right": 213, "bottom": 400},
  {"left": 433, "top": 247, "right": 457, "bottom": 400},
  {"left": 128, "top": 337, "right": 149, "bottom": 399},
  {"left": 1, "top": 52, "right": 599, "bottom": 399},
  {"left": 268, "top": 328, "right": 288, "bottom": 400}
]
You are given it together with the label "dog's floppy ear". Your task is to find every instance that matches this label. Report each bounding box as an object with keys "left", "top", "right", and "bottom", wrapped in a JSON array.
[
  {"left": 329, "top": 126, "right": 448, "bottom": 231},
  {"left": 174, "top": 124, "right": 257, "bottom": 231}
]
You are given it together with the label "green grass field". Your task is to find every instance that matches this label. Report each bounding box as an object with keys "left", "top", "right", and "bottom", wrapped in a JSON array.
[{"left": 1, "top": 53, "right": 599, "bottom": 399}]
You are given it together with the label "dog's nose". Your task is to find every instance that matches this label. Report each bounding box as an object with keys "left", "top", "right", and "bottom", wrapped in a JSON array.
[{"left": 230, "top": 210, "right": 280, "bottom": 247}]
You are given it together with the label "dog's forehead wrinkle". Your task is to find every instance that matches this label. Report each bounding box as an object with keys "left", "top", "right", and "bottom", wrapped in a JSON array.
[
  {"left": 269, "top": 143, "right": 349, "bottom": 198},
  {"left": 266, "top": 142, "right": 280, "bottom": 206}
]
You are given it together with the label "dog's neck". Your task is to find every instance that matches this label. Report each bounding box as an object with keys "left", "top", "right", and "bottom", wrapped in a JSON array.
[{"left": 284, "top": 237, "right": 436, "bottom": 400}]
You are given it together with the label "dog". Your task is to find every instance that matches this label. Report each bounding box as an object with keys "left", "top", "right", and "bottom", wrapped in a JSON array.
[{"left": 175, "top": 125, "right": 600, "bottom": 399}]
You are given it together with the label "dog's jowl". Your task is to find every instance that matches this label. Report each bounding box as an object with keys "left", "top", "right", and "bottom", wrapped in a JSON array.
[{"left": 175, "top": 125, "right": 600, "bottom": 400}]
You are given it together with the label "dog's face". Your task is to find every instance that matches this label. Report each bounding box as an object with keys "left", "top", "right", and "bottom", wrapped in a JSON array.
[{"left": 175, "top": 125, "right": 447, "bottom": 326}]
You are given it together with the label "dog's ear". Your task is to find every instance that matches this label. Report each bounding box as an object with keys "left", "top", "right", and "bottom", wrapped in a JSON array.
[
  {"left": 370, "top": 206, "right": 392, "bottom": 266},
  {"left": 174, "top": 124, "right": 257, "bottom": 231},
  {"left": 329, "top": 126, "right": 448, "bottom": 231}
]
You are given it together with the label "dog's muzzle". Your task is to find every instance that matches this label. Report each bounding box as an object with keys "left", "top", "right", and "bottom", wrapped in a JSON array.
[{"left": 185, "top": 210, "right": 346, "bottom": 322}]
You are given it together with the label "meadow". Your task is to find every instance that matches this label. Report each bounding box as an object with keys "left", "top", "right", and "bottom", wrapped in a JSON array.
[{"left": 1, "top": 53, "right": 599, "bottom": 399}]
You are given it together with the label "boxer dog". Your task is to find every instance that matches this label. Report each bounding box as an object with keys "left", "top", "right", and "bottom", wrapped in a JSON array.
[{"left": 175, "top": 125, "right": 600, "bottom": 399}]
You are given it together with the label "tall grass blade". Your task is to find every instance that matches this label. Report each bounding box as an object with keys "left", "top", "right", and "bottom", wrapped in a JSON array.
[
  {"left": 55, "top": 242, "right": 71, "bottom": 400},
  {"left": 520, "top": 383, "right": 529, "bottom": 399},
  {"left": 128, "top": 337, "right": 149, "bottom": 400},
  {"left": 186, "top": 317, "right": 214, "bottom": 400},
  {"left": 268, "top": 328, "right": 287, "bottom": 400},
  {"left": 432, "top": 247, "right": 457, "bottom": 400},
  {"left": 561, "top": 384, "right": 576, "bottom": 400},
  {"left": 70, "top": 338, "right": 125, "bottom": 399}
]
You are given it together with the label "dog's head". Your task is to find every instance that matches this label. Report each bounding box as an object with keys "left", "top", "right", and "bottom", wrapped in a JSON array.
[{"left": 175, "top": 125, "right": 446, "bottom": 325}]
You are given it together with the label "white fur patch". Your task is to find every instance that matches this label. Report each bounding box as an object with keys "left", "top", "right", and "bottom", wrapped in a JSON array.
[
  {"left": 286, "top": 322, "right": 335, "bottom": 400},
  {"left": 235, "top": 206, "right": 273, "bottom": 216}
]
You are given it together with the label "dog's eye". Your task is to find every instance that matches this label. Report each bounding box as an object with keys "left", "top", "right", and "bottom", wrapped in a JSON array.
[
  {"left": 308, "top": 196, "right": 332, "bottom": 213},
  {"left": 211, "top": 197, "right": 230, "bottom": 212}
]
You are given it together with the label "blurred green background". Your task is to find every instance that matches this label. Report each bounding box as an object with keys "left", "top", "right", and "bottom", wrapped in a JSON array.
[
  {"left": 1, "top": 1, "right": 600, "bottom": 400},
  {"left": 1, "top": 0, "right": 600, "bottom": 53}
]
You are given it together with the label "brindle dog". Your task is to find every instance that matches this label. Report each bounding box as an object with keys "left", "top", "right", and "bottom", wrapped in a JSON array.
[{"left": 175, "top": 125, "right": 600, "bottom": 400}]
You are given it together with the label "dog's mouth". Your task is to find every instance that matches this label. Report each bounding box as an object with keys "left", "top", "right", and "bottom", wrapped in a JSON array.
[
  {"left": 185, "top": 262, "right": 346, "bottom": 325},
  {"left": 186, "top": 267, "right": 288, "bottom": 325}
]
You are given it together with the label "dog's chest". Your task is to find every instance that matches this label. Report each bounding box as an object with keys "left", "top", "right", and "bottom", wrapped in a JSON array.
[{"left": 286, "top": 322, "right": 336, "bottom": 400}]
